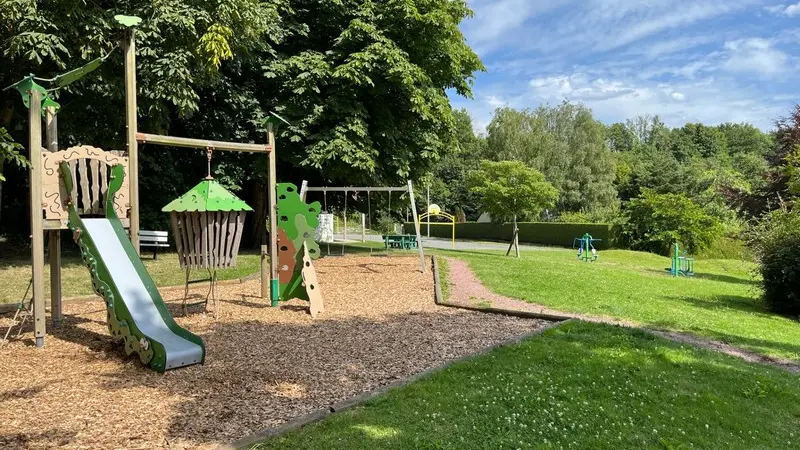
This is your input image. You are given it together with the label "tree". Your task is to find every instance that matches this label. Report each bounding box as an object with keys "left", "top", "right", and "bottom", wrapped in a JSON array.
[
  {"left": 486, "top": 102, "right": 616, "bottom": 213},
  {"left": 620, "top": 188, "right": 723, "bottom": 255},
  {"left": 467, "top": 160, "right": 557, "bottom": 256},
  {"left": 0, "top": 1, "right": 483, "bottom": 241},
  {"left": 428, "top": 109, "right": 485, "bottom": 220},
  {"left": 0, "top": 127, "right": 28, "bottom": 225}
]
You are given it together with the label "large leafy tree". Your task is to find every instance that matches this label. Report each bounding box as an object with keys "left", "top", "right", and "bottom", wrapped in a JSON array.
[
  {"left": 486, "top": 103, "right": 617, "bottom": 214},
  {"left": 428, "top": 109, "right": 485, "bottom": 221},
  {"left": 0, "top": 0, "right": 483, "bottom": 241}
]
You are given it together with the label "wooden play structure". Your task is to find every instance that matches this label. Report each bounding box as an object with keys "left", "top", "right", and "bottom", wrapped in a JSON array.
[
  {"left": 7, "top": 16, "right": 323, "bottom": 369},
  {"left": 301, "top": 183, "right": 427, "bottom": 272},
  {"left": 417, "top": 204, "right": 456, "bottom": 249}
]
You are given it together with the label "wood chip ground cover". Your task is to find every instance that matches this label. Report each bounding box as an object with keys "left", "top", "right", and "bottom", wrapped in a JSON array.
[{"left": 0, "top": 256, "right": 549, "bottom": 449}]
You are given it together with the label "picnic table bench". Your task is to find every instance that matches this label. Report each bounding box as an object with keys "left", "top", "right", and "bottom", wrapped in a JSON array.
[
  {"left": 139, "top": 230, "right": 169, "bottom": 260},
  {"left": 382, "top": 234, "right": 418, "bottom": 250}
]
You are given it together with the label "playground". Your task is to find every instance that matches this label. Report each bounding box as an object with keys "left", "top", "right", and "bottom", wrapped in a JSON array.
[{"left": 0, "top": 255, "right": 548, "bottom": 449}]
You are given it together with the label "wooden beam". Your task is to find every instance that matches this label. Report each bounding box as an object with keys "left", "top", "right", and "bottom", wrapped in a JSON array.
[
  {"left": 304, "top": 186, "right": 407, "bottom": 193},
  {"left": 136, "top": 132, "right": 272, "bottom": 153},
  {"left": 124, "top": 27, "right": 140, "bottom": 254},
  {"left": 45, "top": 106, "right": 62, "bottom": 326},
  {"left": 29, "top": 89, "right": 46, "bottom": 347}
]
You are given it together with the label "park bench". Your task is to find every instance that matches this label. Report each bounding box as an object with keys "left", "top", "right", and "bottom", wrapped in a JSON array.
[
  {"left": 383, "top": 234, "right": 418, "bottom": 250},
  {"left": 139, "top": 230, "right": 169, "bottom": 260}
]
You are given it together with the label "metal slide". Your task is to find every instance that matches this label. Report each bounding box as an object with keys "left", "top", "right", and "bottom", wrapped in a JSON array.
[{"left": 61, "top": 162, "right": 205, "bottom": 372}]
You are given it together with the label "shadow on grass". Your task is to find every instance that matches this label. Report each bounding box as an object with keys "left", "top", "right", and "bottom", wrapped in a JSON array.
[
  {"left": 644, "top": 268, "right": 756, "bottom": 286},
  {"left": 664, "top": 294, "right": 768, "bottom": 316}
]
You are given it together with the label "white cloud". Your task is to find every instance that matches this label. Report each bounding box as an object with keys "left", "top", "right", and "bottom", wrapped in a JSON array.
[
  {"left": 723, "top": 38, "right": 788, "bottom": 75},
  {"left": 765, "top": 2, "right": 800, "bottom": 16},
  {"left": 671, "top": 92, "right": 686, "bottom": 101}
]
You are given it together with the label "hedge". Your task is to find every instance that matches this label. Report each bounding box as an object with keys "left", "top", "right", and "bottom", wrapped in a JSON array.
[{"left": 404, "top": 222, "right": 616, "bottom": 249}]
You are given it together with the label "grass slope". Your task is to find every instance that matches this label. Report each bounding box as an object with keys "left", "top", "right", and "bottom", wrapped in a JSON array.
[
  {"left": 253, "top": 321, "right": 800, "bottom": 450},
  {"left": 0, "top": 251, "right": 261, "bottom": 303},
  {"left": 449, "top": 248, "right": 800, "bottom": 361}
]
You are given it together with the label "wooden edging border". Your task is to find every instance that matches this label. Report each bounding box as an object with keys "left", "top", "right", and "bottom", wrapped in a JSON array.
[
  {"left": 0, "top": 272, "right": 261, "bottom": 314},
  {"left": 219, "top": 319, "right": 572, "bottom": 450},
  {"left": 431, "top": 255, "right": 573, "bottom": 322}
]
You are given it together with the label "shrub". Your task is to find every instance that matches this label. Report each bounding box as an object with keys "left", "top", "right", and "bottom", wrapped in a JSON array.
[
  {"left": 375, "top": 214, "right": 399, "bottom": 235},
  {"left": 620, "top": 189, "right": 723, "bottom": 255},
  {"left": 752, "top": 209, "right": 800, "bottom": 316}
]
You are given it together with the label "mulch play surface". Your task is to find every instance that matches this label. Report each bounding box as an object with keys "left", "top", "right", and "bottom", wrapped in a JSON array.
[{"left": 1, "top": 256, "right": 549, "bottom": 449}]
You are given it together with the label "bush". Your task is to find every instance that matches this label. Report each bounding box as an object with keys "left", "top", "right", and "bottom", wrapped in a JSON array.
[
  {"left": 752, "top": 209, "right": 800, "bottom": 316},
  {"left": 375, "top": 214, "right": 399, "bottom": 235},
  {"left": 620, "top": 189, "right": 723, "bottom": 255}
]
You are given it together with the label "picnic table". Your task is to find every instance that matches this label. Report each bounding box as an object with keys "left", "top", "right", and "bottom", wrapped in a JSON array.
[{"left": 382, "top": 234, "right": 418, "bottom": 250}]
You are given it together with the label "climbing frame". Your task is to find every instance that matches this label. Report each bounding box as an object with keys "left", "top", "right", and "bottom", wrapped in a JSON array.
[{"left": 276, "top": 182, "right": 324, "bottom": 316}]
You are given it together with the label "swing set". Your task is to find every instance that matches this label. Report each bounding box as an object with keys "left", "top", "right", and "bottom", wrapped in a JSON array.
[{"left": 301, "top": 182, "right": 427, "bottom": 272}]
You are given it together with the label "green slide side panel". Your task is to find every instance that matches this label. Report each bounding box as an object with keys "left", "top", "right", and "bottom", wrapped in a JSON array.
[
  {"left": 60, "top": 163, "right": 205, "bottom": 372},
  {"left": 276, "top": 182, "right": 321, "bottom": 301}
]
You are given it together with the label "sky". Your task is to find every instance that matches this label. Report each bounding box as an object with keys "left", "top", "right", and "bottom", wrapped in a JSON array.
[{"left": 451, "top": 0, "right": 800, "bottom": 133}]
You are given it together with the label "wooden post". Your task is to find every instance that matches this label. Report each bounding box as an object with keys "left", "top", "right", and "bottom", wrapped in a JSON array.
[
  {"left": 45, "top": 107, "right": 62, "bottom": 326},
  {"left": 29, "top": 90, "right": 46, "bottom": 347},
  {"left": 505, "top": 215, "right": 520, "bottom": 258},
  {"left": 124, "top": 27, "right": 140, "bottom": 253},
  {"left": 361, "top": 213, "right": 365, "bottom": 242},
  {"left": 267, "top": 123, "right": 279, "bottom": 305},
  {"left": 407, "top": 181, "right": 426, "bottom": 273}
]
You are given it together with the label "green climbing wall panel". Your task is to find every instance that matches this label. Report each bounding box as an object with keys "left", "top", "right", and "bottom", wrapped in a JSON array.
[{"left": 276, "top": 182, "right": 321, "bottom": 301}]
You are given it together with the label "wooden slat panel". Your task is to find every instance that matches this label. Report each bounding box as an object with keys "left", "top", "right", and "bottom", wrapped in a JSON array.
[
  {"left": 230, "top": 211, "right": 245, "bottom": 267},
  {"left": 206, "top": 212, "right": 215, "bottom": 268},
  {"left": 78, "top": 159, "right": 90, "bottom": 214},
  {"left": 200, "top": 212, "right": 209, "bottom": 268},
  {"left": 170, "top": 213, "right": 186, "bottom": 268},
  {"left": 186, "top": 212, "right": 197, "bottom": 269},
  {"left": 68, "top": 161, "right": 78, "bottom": 211},
  {"left": 218, "top": 212, "right": 230, "bottom": 267},
  {"left": 224, "top": 212, "right": 236, "bottom": 268},
  {"left": 99, "top": 163, "right": 109, "bottom": 214},
  {"left": 213, "top": 211, "right": 222, "bottom": 267},
  {"left": 192, "top": 212, "right": 203, "bottom": 268},
  {"left": 89, "top": 159, "right": 101, "bottom": 214}
]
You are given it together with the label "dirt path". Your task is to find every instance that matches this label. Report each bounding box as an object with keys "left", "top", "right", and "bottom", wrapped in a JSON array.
[{"left": 445, "top": 257, "right": 800, "bottom": 375}]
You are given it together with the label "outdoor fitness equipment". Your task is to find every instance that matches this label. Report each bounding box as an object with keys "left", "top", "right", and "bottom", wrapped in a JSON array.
[
  {"left": 574, "top": 233, "right": 600, "bottom": 262},
  {"left": 667, "top": 242, "right": 695, "bottom": 277},
  {"left": 417, "top": 204, "right": 456, "bottom": 249}
]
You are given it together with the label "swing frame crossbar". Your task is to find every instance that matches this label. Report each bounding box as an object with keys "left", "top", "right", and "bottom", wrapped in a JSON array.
[{"left": 301, "top": 181, "right": 427, "bottom": 273}]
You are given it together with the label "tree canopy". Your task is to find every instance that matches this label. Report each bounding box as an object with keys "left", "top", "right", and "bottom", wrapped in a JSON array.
[
  {"left": 0, "top": 0, "right": 483, "bottom": 239},
  {"left": 467, "top": 160, "right": 558, "bottom": 223}
]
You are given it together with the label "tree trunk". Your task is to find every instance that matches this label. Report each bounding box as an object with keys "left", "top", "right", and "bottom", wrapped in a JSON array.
[{"left": 505, "top": 214, "right": 520, "bottom": 257}]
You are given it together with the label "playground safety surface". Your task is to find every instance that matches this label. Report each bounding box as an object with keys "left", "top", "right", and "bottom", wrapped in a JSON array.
[{"left": 0, "top": 256, "right": 550, "bottom": 449}]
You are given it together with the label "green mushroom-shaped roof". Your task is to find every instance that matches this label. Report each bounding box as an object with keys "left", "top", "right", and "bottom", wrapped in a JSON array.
[{"left": 162, "top": 179, "right": 253, "bottom": 212}]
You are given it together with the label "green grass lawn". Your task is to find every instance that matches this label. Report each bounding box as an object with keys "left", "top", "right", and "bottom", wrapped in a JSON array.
[
  {"left": 252, "top": 321, "right": 800, "bottom": 450},
  {"left": 0, "top": 250, "right": 261, "bottom": 303},
  {"left": 444, "top": 248, "right": 800, "bottom": 361}
]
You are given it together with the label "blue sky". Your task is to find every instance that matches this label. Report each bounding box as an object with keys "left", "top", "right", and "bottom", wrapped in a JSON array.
[{"left": 451, "top": 0, "right": 800, "bottom": 133}]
